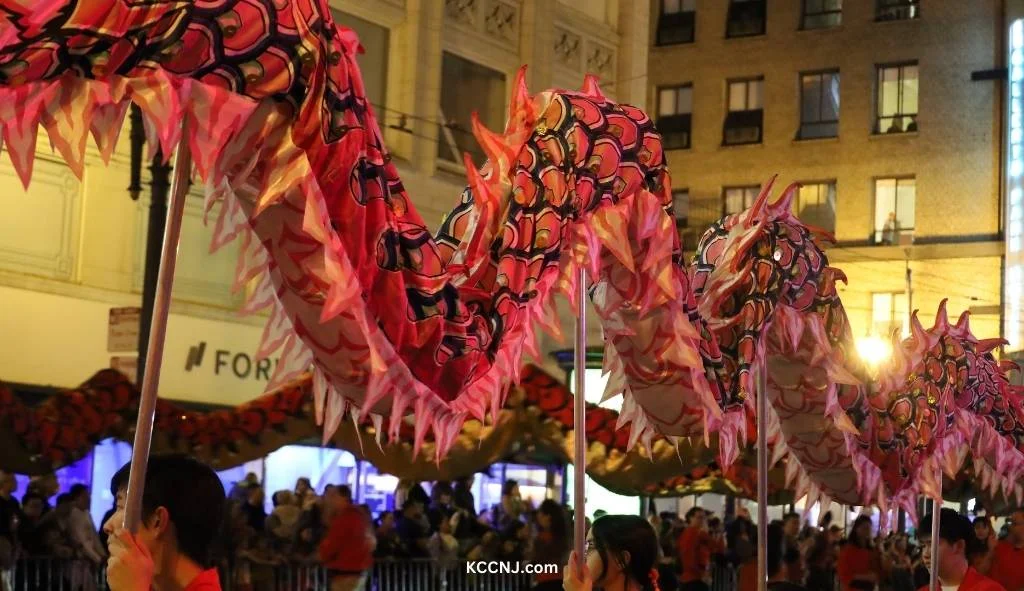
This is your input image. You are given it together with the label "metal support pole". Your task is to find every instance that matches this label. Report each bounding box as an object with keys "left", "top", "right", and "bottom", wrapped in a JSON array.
[
  {"left": 573, "top": 266, "right": 588, "bottom": 570},
  {"left": 756, "top": 362, "right": 769, "bottom": 591},
  {"left": 123, "top": 117, "right": 191, "bottom": 532},
  {"left": 929, "top": 476, "right": 942, "bottom": 591}
]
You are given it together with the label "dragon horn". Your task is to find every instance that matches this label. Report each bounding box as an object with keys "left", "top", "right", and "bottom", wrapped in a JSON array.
[
  {"left": 506, "top": 65, "right": 532, "bottom": 133},
  {"left": 580, "top": 74, "right": 607, "bottom": 100},
  {"left": 745, "top": 175, "right": 777, "bottom": 228},
  {"left": 977, "top": 338, "right": 1007, "bottom": 354},
  {"left": 771, "top": 182, "right": 801, "bottom": 217},
  {"left": 933, "top": 299, "right": 950, "bottom": 332}
]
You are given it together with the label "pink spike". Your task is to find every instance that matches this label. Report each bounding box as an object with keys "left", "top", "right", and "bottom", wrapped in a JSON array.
[
  {"left": 909, "top": 311, "right": 928, "bottom": 348},
  {"left": 953, "top": 309, "right": 972, "bottom": 336},
  {"left": 470, "top": 111, "right": 511, "bottom": 176},
  {"left": 580, "top": 74, "right": 607, "bottom": 100},
  {"left": 977, "top": 338, "right": 1007, "bottom": 354},
  {"left": 745, "top": 176, "right": 777, "bottom": 228},
  {"left": 770, "top": 183, "right": 801, "bottom": 217},
  {"left": 933, "top": 299, "right": 950, "bottom": 331},
  {"left": 505, "top": 65, "right": 533, "bottom": 134}
]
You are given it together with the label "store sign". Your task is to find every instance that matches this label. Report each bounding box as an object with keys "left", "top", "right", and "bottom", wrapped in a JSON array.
[
  {"left": 1006, "top": 19, "right": 1024, "bottom": 352},
  {"left": 107, "top": 307, "right": 140, "bottom": 353},
  {"left": 183, "top": 340, "right": 279, "bottom": 381}
]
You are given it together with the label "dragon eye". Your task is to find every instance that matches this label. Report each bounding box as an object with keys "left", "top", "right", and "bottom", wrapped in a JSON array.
[{"left": 773, "top": 249, "right": 783, "bottom": 261}]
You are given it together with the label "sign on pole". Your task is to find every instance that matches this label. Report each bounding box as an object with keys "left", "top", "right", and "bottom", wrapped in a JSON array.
[{"left": 108, "top": 307, "right": 141, "bottom": 353}]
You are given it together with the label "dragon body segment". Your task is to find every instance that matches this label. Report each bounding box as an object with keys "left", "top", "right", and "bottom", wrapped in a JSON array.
[{"left": 0, "top": 0, "right": 1022, "bottom": 515}]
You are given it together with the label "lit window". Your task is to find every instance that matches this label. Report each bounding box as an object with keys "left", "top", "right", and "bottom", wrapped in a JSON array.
[
  {"left": 438, "top": 53, "right": 506, "bottom": 166},
  {"left": 799, "top": 71, "right": 840, "bottom": 139},
  {"left": 803, "top": 0, "right": 842, "bottom": 29},
  {"left": 874, "top": 177, "right": 915, "bottom": 245},
  {"left": 871, "top": 292, "right": 909, "bottom": 337},
  {"left": 793, "top": 182, "right": 836, "bottom": 232},
  {"left": 724, "top": 78, "right": 764, "bottom": 145},
  {"left": 876, "top": 63, "right": 919, "bottom": 134},
  {"left": 723, "top": 185, "right": 760, "bottom": 215},
  {"left": 657, "top": 85, "right": 693, "bottom": 150},
  {"left": 877, "top": 0, "right": 919, "bottom": 21},
  {"left": 657, "top": 0, "right": 696, "bottom": 45},
  {"left": 727, "top": 0, "right": 767, "bottom": 38}
]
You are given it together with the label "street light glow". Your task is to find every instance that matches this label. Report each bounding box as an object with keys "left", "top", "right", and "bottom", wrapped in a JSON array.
[{"left": 855, "top": 335, "right": 892, "bottom": 369}]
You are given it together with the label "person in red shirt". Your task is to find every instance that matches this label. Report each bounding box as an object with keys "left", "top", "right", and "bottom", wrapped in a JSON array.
[
  {"left": 916, "top": 508, "right": 1005, "bottom": 591},
  {"left": 319, "top": 484, "right": 374, "bottom": 591},
  {"left": 677, "top": 507, "right": 725, "bottom": 591},
  {"left": 102, "top": 454, "right": 226, "bottom": 591},
  {"left": 988, "top": 509, "right": 1024, "bottom": 591},
  {"left": 838, "top": 515, "right": 881, "bottom": 591}
]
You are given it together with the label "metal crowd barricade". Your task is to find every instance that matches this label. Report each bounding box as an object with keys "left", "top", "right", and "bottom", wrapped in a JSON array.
[{"left": 9, "top": 557, "right": 536, "bottom": 591}]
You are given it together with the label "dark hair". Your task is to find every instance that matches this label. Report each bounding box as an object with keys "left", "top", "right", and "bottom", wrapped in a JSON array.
[
  {"left": 69, "top": 484, "right": 89, "bottom": 500},
  {"left": 973, "top": 516, "right": 992, "bottom": 530},
  {"left": 55, "top": 493, "right": 70, "bottom": 506},
  {"left": 295, "top": 477, "right": 311, "bottom": 488},
  {"left": 766, "top": 521, "right": 786, "bottom": 577},
  {"left": 21, "top": 492, "right": 45, "bottom": 507},
  {"left": 336, "top": 485, "right": 353, "bottom": 500},
  {"left": 920, "top": 509, "right": 984, "bottom": 559},
  {"left": 501, "top": 480, "right": 519, "bottom": 496},
  {"left": 783, "top": 512, "right": 800, "bottom": 523},
  {"left": 685, "top": 506, "right": 704, "bottom": 522},
  {"left": 590, "top": 515, "right": 660, "bottom": 590},
  {"left": 110, "top": 454, "right": 225, "bottom": 568},
  {"left": 848, "top": 515, "right": 873, "bottom": 548},
  {"left": 537, "top": 499, "right": 569, "bottom": 555}
]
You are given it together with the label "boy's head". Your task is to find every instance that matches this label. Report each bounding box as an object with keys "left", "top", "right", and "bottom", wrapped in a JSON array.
[
  {"left": 918, "top": 509, "right": 981, "bottom": 580},
  {"left": 103, "top": 455, "right": 225, "bottom": 571}
]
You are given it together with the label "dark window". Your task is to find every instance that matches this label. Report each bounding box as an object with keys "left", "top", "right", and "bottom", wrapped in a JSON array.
[
  {"left": 876, "top": 63, "right": 918, "bottom": 134},
  {"left": 672, "top": 189, "right": 690, "bottom": 227},
  {"left": 727, "top": 0, "right": 766, "bottom": 38},
  {"left": 877, "top": 0, "right": 919, "bottom": 21},
  {"left": 799, "top": 71, "right": 839, "bottom": 139},
  {"left": 793, "top": 181, "right": 837, "bottom": 233},
  {"left": 438, "top": 53, "right": 506, "bottom": 166},
  {"left": 802, "top": 0, "right": 841, "bottom": 29},
  {"left": 723, "top": 78, "right": 763, "bottom": 145},
  {"left": 873, "top": 177, "right": 915, "bottom": 245},
  {"left": 657, "top": 85, "right": 693, "bottom": 150},
  {"left": 723, "top": 186, "right": 760, "bottom": 215},
  {"left": 657, "top": 0, "right": 696, "bottom": 45}
]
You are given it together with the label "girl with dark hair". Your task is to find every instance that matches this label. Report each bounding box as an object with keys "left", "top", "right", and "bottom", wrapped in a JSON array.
[
  {"left": 970, "top": 516, "right": 997, "bottom": 574},
  {"left": 838, "top": 515, "right": 880, "bottom": 591},
  {"left": 563, "top": 514, "right": 661, "bottom": 591},
  {"left": 493, "top": 479, "right": 525, "bottom": 529},
  {"left": 531, "top": 500, "right": 569, "bottom": 591}
]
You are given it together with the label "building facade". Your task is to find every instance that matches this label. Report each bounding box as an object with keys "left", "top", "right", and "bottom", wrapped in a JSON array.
[{"left": 649, "top": 0, "right": 1009, "bottom": 350}]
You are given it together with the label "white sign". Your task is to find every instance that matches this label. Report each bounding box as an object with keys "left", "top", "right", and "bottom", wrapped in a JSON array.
[
  {"left": 108, "top": 307, "right": 141, "bottom": 353},
  {"left": 110, "top": 356, "right": 138, "bottom": 383}
]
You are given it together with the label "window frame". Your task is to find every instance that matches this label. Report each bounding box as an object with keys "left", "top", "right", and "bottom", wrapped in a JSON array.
[
  {"left": 726, "top": 0, "right": 767, "bottom": 39},
  {"left": 801, "top": 0, "right": 842, "bottom": 30},
  {"left": 656, "top": 84, "right": 694, "bottom": 150},
  {"left": 875, "top": 61, "right": 919, "bottom": 134},
  {"left": 722, "top": 185, "right": 761, "bottom": 216},
  {"left": 656, "top": 0, "right": 697, "bottom": 46},
  {"left": 798, "top": 69, "right": 840, "bottom": 140},
  {"left": 723, "top": 77, "right": 764, "bottom": 146},
  {"left": 872, "top": 176, "right": 916, "bottom": 245},
  {"left": 876, "top": 0, "right": 919, "bottom": 22}
]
